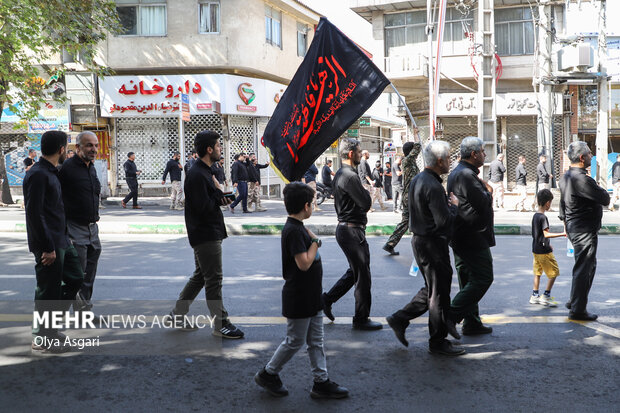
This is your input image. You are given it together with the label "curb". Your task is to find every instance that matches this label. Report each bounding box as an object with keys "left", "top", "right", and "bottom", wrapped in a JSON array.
[{"left": 2, "top": 221, "right": 619, "bottom": 236}]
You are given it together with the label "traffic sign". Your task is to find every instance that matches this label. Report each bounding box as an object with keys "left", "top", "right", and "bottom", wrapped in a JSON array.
[{"left": 181, "top": 93, "right": 190, "bottom": 122}]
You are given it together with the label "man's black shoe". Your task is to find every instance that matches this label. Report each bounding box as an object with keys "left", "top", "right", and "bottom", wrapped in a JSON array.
[
  {"left": 254, "top": 368, "right": 289, "bottom": 397},
  {"left": 352, "top": 318, "right": 382, "bottom": 331},
  {"left": 382, "top": 243, "right": 400, "bottom": 256},
  {"left": 386, "top": 315, "right": 409, "bottom": 347},
  {"left": 445, "top": 318, "right": 461, "bottom": 340},
  {"left": 429, "top": 340, "right": 466, "bottom": 356},
  {"left": 462, "top": 324, "right": 493, "bottom": 336},
  {"left": 310, "top": 379, "right": 349, "bottom": 399},
  {"left": 568, "top": 312, "right": 598, "bottom": 321},
  {"left": 322, "top": 293, "right": 335, "bottom": 322},
  {"left": 565, "top": 301, "right": 572, "bottom": 310}
]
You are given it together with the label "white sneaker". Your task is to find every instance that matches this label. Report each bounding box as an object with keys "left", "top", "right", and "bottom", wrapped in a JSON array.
[
  {"left": 529, "top": 295, "right": 541, "bottom": 305},
  {"left": 539, "top": 295, "right": 558, "bottom": 307}
]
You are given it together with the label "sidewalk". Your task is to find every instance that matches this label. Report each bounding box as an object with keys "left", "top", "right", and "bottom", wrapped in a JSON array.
[{"left": 2, "top": 193, "right": 620, "bottom": 235}]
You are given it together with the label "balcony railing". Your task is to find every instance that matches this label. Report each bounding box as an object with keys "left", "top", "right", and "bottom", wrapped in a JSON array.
[{"left": 383, "top": 54, "right": 425, "bottom": 77}]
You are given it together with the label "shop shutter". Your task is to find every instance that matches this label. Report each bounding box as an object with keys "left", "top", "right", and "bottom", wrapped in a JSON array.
[{"left": 505, "top": 116, "right": 538, "bottom": 190}]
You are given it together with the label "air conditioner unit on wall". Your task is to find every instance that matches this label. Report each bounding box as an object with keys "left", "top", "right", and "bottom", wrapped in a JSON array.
[{"left": 558, "top": 43, "right": 594, "bottom": 72}]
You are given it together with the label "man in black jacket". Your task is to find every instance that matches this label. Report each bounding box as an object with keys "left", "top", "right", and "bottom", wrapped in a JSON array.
[
  {"left": 608, "top": 154, "right": 620, "bottom": 211},
  {"left": 386, "top": 141, "right": 464, "bottom": 356},
  {"left": 24, "top": 131, "right": 84, "bottom": 353},
  {"left": 536, "top": 154, "right": 552, "bottom": 190},
  {"left": 488, "top": 153, "right": 506, "bottom": 209},
  {"left": 229, "top": 153, "right": 250, "bottom": 213},
  {"left": 447, "top": 136, "right": 495, "bottom": 336},
  {"left": 58, "top": 131, "right": 102, "bottom": 313},
  {"left": 166, "top": 130, "right": 244, "bottom": 338},
  {"left": 559, "top": 142, "right": 610, "bottom": 321},
  {"left": 247, "top": 153, "right": 269, "bottom": 212},
  {"left": 322, "top": 138, "right": 382, "bottom": 331},
  {"left": 162, "top": 151, "right": 184, "bottom": 210},
  {"left": 121, "top": 152, "right": 141, "bottom": 209}
]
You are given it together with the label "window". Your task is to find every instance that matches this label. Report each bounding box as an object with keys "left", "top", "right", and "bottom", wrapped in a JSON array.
[
  {"left": 116, "top": 1, "right": 166, "bottom": 36},
  {"left": 265, "top": 5, "right": 282, "bottom": 48},
  {"left": 297, "top": 23, "right": 308, "bottom": 57},
  {"left": 199, "top": 1, "right": 220, "bottom": 33},
  {"left": 495, "top": 7, "right": 537, "bottom": 56},
  {"left": 384, "top": 9, "right": 472, "bottom": 57}
]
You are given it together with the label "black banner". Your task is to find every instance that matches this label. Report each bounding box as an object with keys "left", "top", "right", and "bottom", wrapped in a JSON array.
[{"left": 262, "top": 18, "right": 390, "bottom": 182}]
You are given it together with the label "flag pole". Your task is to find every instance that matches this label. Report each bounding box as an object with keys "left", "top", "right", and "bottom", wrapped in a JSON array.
[{"left": 390, "top": 83, "right": 419, "bottom": 143}]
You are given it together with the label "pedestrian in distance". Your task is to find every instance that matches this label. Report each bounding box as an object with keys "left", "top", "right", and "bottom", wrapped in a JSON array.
[
  {"left": 184, "top": 150, "right": 198, "bottom": 175},
  {"left": 321, "top": 159, "right": 335, "bottom": 195},
  {"left": 488, "top": 153, "right": 506, "bottom": 209},
  {"left": 536, "top": 154, "right": 552, "bottom": 190},
  {"left": 162, "top": 151, "right": 184, "bottom": 210},
  {"left": 254, "top": 182, "right": 349, "bottom": 399},
  {"left": 322, "top": 138, "right": 382, "bottom": 331},
  {"left": 370, "top": 160, "right": 387, "bottom": 211},
  {"left": 24, "top": 130, "right": 84, "bottom": 354},
  {"left": 212, "top": 155, "right": 227, "bottom": 189},
  {"left": 559, "top": 141, "right": 610, "bottom": 321},
  {"left": 514, "top": 155, "right": 528, "bottom": 212},
  {"left": 165, "top": 130, "right": 244, "bottom": 338},
  {"left": 447, "top": 136, "right": 495, "bottom": 336},
  {"left": 121, "top": 152, "right": 142, "bottom": 209},
  {"left": 23, "top": 148, "right": 36, "bottom": 172},
  {"left": 302, "top": 163, "right": 322, "bottom": 211},
  {"left": 608, "top": 154, "right": 620, "bottom": 211},
  {"left": 382, "top": 141, "right": 422, "bottom": 255},
  {"left": 66, "top": 149, "right": 75, "bottom": 159},
  {"left": 385, "top": 141, "right": 465, "bottom": 356},
  {"left": 247, "top": 153, "right": 269, "bottom": 212},
  {"left": 392, "top": 156, "right": 403, "bottom": 213},
  {"left": 58, "top": 131, "right": 103, "bottom": 314},
  {"left": 529, "top": 189, "right": 565, "bottom": 308},
  {"left": 383, "top": 160, "right": 393, "bottom": 200},
  {"left": 229, "top": 152, "right": 251, "bottom": 213}
]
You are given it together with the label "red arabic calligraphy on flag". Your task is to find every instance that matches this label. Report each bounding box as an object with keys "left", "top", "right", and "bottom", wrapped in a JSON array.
[{"left": 262, "top": 18, "right": 390, "bottom": 182}]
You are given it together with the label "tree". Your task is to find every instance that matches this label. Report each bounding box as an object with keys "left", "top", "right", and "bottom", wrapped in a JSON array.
[{"left": 0, "top": 0, "right": 121, "bottom": 204}]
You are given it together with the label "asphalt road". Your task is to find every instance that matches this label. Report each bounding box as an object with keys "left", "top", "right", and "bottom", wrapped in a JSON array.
[{"left": 0, "top": 233, "right": 618, "bottom": 412}]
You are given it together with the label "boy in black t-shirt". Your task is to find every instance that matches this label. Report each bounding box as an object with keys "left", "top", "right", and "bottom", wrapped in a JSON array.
[
  {"left": 255, "top": 182, "right": 349, "bottom": 399},
  {"left": 530, "top": 189, "right": 566, "bottom": 307}
]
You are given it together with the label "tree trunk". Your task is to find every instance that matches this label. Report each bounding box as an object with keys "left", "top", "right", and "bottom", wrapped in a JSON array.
[{"left": 0, "top": 89, "right": 16, "bottom": 205}]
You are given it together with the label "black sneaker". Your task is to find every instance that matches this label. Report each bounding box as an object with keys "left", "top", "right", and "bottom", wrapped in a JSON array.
[
  {"left": 568, "top": 312, "right": 598, "bottom": 321},
  {"left": 382, "top": 243, "right": 400, "bottom": 256},
  {"left": 386, "top": 315, "right": 409, "bottom": 347},
  {"left": 310, "top": 379, "right": 349, "bottom": 399},
  {"left": 352, "top": 318, "right": 383, "bottom": 331},
  {"left": 254, "top": 368, "right": 288, "bottom": 397},
  {"left": 462, "top": 324, "right": 493, "bottom": 336},
  {"left": 322, "top": 293, "right": 335, "bottom": 322},
  {"left": 429, "top": 340, "right": 466, "bottom": 356},
  {"left": 163, "top": 311, "right": 199, "bottom": 332},
  {"left": 213, "top": 321, "right": 244, "bottom": 339}
]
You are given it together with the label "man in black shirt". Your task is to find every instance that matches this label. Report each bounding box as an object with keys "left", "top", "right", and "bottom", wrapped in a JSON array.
[
  {"left": 487, "top": 153, "right": 506, "bottom": 209},
  {"left": 370, "top": 160, "right": 386, "bottom": 211},
  {"left": 386, "top": 140, "right": 464, "bottom": 355},
  {"left": 392, "top": 156, "right": 403, "bottom": 212},
  {"left": 322, "top": 138, "right": 382, "bottom": 331},
  {"left": 162, "top": 151, "right": 184, "bottom": 210},
  {"left": 608, "top": 154, "right": 620, "bottom": 211},
  {"left": 58, "top": 131, "right": 102, "bottom": 313},
  {"left": 121, "top": 152, "right": 141, "bottom": 209},
  {"left": 536, "top": 154, "right": 552, "bottom": 190},
  {"left": 515, "top": 155, "right": 528, "bottom": 211},
  {"left": 447, "top": 137, "right": 495, "bottom": 336},
  {"left": 247, "top": 153, "right": 269, "bottom": 212},
  {"left": 383, "top": 161, "right": 392, "bottom": 200},
  {"left": 167, "top": 130, "right": 244, "bottom": 338},
  {"left": 24, "top": 131, "right": 83, "bottom": 353},
  {"left": 321, "top": 159, "right": 334, "bottom": 193},
  {"left": 184, "top": 150, "right": 198, "bottom": 175},
  {"left": 212, "top": 156, "right": 227, "bottom": 188},
  {"left": 559, "top": 142, "right": 610, "bottom": 321},
  {"left": 23, "top": 149, "right": 36, "bottom": 172},
  {"left": 230, "top": 153, "right": 250, "bottom": 213}
]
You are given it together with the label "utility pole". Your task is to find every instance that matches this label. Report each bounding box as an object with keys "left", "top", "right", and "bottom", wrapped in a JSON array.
[
  {"left": 538, "top": 1, "right": 555, "bottom": 183},
  {"left": 478, "top": 0, "right": 496, "bottom": 170},
  {"left": 596, "top": 0, "right": 609, "bottom": 189},
  {"left": 426, "top": 0, "right": 435, "bottom": 139}
]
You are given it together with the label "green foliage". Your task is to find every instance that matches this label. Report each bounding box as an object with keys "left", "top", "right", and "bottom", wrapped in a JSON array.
[{"left": 0, "top": 0, "right": 122, "bottom": 122}]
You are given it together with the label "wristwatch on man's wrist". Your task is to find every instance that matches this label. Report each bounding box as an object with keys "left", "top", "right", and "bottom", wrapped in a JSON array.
[{"left": 311, "top": 238, "right": 322, "bottom": 248}]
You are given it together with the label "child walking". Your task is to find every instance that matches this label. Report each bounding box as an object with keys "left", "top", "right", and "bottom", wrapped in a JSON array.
[
  {"left": 530, "top": 189, "right": 566, "bottom": 307},
  {"left": 255, "top": 182, "right": 349, "bottom": 399}
]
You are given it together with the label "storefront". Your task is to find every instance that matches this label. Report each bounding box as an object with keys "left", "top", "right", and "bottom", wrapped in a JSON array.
[{"left": 99, "top": 74, "right": 287, "bottom": 196}]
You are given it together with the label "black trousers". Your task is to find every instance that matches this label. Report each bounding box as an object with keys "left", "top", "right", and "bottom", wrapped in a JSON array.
[
  {"left": 123, "top": 177, "right": 139, "bottom": 206},
  {"left": 324, "top": 225, "right": 372, "bottom": 323},
  {"left": 384, "top": 181, "right": 392, "bottom": 200},
  {"left": 230, "top": 181, "right": 248, "bottom": 211},
  {"left": 393, "top": 236, "right": 452, "bottom": 345},
  {"left": 568, "top": 231, "right": 598, "bottom": 314}
]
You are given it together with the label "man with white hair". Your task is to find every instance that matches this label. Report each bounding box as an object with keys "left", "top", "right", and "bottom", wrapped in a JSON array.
[
  {"left": 447, "top": 137, "right": 495, "bottom": 336},
  {"left": 58, "top": 131, "right": 102, "bottom": 313},
  {"left": 386, "top": 141, "right": 464, "bottom": 356},
  {"left": 559, "top": 141, "right": 609, "bottom": 321}
]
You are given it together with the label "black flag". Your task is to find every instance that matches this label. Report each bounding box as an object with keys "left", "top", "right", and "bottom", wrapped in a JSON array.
[{"left": 262, "top": 17, "right": 390, "bottom": 183}]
